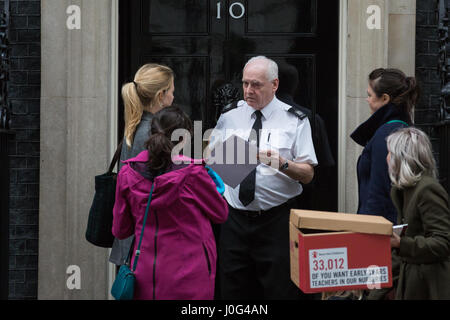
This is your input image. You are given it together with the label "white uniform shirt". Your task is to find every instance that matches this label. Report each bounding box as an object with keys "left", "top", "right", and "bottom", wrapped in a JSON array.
[{"left": 210, "top": 96, "right": 318, "bottom": 211}]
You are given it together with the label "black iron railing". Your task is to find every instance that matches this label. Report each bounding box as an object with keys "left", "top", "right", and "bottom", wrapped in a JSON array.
[
  {"left": 0, "top": 0, "right": 10, "bottom": 129},
  {"left": 0, "top": 0, "right": 11, "bottom": 300},
  {"left": 436, "top": 0, "right": 450, "bottom": 195}
]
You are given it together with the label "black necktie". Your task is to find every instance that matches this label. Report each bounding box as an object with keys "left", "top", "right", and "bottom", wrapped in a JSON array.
[{"left": 239, "top": 110, "right": 262, "bottom": 206}]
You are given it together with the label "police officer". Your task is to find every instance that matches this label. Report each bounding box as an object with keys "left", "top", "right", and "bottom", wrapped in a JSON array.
[{"left": 211, "top": 56, "right": 318, "bottom": 299}]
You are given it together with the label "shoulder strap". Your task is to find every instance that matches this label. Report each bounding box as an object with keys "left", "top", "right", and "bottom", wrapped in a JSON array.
[
  {"left": 108, "top": 140, "right": 124, "bottom": 174},
  {"left": 386, "top": 120, "right": 409, "bottom": 127},
  {"left": 287, "top": 107, "right": 307, "bottom": 120},
  {"left": 132, "top": 182, "right": 155, "bottom": 272},
  {"left": 221, "top": 100, "right": 239, "bottom": 114}
]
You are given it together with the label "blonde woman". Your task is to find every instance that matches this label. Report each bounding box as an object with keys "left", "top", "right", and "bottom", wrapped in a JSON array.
[
  {"left": 387, "top": 127, "right": 450, "bottom": 299},
  {"left": 110, "top": 63, "right": 175, "bottom": 266},
  {"left": 120, "top": 64, "right": 175, "bottom": 169}
]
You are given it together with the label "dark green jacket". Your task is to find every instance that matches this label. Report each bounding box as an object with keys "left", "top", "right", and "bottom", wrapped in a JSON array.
[{"left": 391, "top": 175, "right": 450, "bottom": 300}]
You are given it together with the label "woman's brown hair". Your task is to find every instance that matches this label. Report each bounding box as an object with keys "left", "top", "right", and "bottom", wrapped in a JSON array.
[
  {"left": 145, "top": 106, "right": 193, "bottom": 175},
  {"left": 369, "top": 68, "right": 419, "bottom": 121}
]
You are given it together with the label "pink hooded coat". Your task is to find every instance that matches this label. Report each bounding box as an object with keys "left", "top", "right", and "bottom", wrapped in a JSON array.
[{"left": 112, "top": 151, "right": 228, "bottom": 300}]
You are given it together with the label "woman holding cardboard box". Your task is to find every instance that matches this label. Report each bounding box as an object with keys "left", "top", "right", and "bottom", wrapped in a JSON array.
[{"left": 387, "top": 127, "right": 450, "bottom": 300}]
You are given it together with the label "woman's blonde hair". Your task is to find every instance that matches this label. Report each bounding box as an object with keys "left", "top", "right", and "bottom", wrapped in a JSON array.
[
  {"left": 386, "top": 127, "right": 437, "bottom": 189},
  {"left": 122, "top": 64, "right": 174, "bottom": 147}
]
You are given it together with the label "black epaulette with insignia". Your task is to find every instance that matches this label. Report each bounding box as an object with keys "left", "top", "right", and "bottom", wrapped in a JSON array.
[
  {"left": 221, "top": 100, "right": 239, "bottom": 114},
  {"left": 287, "top": 107, "right": 307, "bottom": 120}
]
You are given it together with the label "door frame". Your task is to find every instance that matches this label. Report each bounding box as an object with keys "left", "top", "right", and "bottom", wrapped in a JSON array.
[
  {"left": 108, "top": 0, "right": 120, "bottom": 299},
  {"left": 338, "top": 0, "right": 347, "bottom": 212}
]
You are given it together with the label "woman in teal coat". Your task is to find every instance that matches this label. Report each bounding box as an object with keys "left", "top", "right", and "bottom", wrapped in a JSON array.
[{"left": 387, "top": 127, "right": 450, "bottom": 300}]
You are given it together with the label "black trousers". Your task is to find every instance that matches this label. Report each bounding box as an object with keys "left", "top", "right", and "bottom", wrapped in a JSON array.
[{"left": 218, "top": 200, "right": 315, "bottom": 300}]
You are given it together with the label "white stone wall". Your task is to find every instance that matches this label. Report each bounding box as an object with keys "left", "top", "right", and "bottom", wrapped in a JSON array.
[
  {"left": 39, "top": 0, "right": 117, "bottom": 299},
  {"left": 341, "top": 0, "right": 416, "bottom": 213}
]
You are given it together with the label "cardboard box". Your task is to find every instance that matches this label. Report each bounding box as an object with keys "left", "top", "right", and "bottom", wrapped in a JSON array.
[{"left": 290, "top": 209, "right": 393, "bottom": 294}]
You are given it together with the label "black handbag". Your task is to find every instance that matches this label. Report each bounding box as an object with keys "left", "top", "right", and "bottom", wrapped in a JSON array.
[{"left": 85, "top": 141, "right": 123, "bottom": 248}]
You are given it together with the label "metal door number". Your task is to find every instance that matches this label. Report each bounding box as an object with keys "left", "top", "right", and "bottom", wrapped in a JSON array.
[{"left": 217, "top": 2, "right": 245, "bottom": 20}]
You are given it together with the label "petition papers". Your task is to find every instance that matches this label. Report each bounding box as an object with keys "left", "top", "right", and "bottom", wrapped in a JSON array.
[{"left": 205, "top": 135, "right": 259, "bottom": 188}]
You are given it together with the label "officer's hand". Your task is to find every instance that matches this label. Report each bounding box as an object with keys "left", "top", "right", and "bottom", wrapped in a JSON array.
[{"left": 258, "top": 149, "right": 280, "bottom": 170}]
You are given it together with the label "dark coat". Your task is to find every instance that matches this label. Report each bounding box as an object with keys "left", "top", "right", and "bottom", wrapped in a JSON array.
[
  {"left": 277, "top": 93, "right": 335, "bottom": 211},
  {"left": 277, "top": 93, "right": 335, "bottom": 168},
  {"left": 391, "top": 175, "right": 450, "bottom": 300},
  {"left": 350, "top": 103, "right": 410, "bottom": 223}
]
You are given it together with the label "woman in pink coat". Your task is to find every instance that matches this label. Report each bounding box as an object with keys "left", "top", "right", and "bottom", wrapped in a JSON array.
[{"left": 112, "top": 106, "right": 228, "bottom": 300}]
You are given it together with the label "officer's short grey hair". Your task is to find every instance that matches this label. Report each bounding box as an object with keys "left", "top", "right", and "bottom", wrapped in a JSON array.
[{"left": 244, "top": 56, "right": 279, "bottom": 82}]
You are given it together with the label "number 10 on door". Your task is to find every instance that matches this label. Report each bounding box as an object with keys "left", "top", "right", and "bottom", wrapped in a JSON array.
[{"left": 217, "top": 2, "right": 245, "bottom": 20}]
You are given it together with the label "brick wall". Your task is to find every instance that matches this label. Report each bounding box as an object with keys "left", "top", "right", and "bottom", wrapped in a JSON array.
[
  {"left": 415, "top": 0, "right": 443, "bottom": 170},
  {"left": 4, "top": 0, "right": 40, "bottom": 300}
]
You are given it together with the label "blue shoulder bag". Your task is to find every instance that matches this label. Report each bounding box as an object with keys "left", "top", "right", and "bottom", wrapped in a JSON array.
[{"left": 111, "top": 183, "right": 155, "bottom": 300}]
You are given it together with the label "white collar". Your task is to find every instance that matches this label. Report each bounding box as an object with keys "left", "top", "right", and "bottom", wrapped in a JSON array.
[{"left": 248, "top": 96, "right": 278, "bottom": 120}]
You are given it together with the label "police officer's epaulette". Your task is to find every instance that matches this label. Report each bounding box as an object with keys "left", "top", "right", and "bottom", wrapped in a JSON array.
[
  {"left": 221, "top": 101, "right": 239, "bottom": 114},
  {"left": 287, "top": 107, "right": 307, "bottom": 120}
]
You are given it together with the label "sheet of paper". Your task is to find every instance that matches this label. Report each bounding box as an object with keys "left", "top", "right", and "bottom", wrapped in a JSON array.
[
  {"left": 205, "top": 135, "right": 260, "bottom": 188},
  {"left": 393, "top": 224, "right": 408, "bottom": 236}
]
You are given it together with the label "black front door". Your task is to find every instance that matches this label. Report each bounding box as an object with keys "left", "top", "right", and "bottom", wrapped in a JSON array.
[{"left": 119, "top": 0, "right": 339, "bottom": 211}]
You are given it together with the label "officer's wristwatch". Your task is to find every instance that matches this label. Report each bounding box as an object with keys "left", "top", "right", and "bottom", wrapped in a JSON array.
[{"left": 279, "top": 160, "right": 289, "bottom": 172}]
